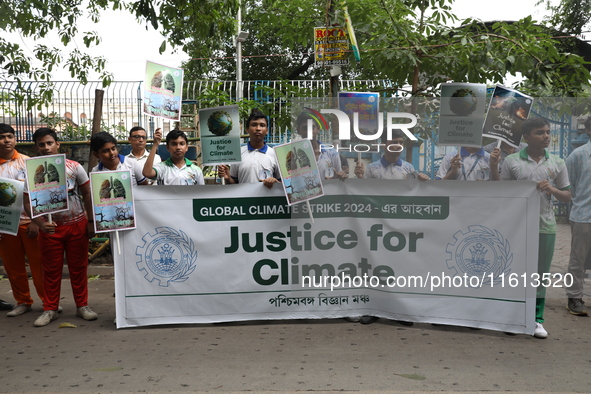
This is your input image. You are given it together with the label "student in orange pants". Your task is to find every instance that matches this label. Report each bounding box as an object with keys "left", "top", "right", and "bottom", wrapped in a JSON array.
[{"left": 0, "top": 123, "right": 45, "bottom": 316}]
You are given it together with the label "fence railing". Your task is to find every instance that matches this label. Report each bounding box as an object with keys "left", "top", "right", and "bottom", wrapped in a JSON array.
[{"left": 1, "top": 80, "right": 578, "bottom": 180}]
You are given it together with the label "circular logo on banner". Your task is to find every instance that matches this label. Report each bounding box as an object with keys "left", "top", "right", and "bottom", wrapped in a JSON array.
[
  {"left": 446, "top": 225, "right": 512, "bottom": 286},
  {"left": 136, "top": 227, "right": 197, "bottom": 287}
]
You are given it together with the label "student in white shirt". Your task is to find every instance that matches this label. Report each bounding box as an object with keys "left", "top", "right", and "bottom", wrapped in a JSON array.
[
  {"left": 90, "top": 131, "right": 148, "bottom": 186},
  {"left": 143, "top": 128, "right": 204, "bottom": 186},
  {"left": 217, "top": 109, "right": 280, "bottom": 188}
]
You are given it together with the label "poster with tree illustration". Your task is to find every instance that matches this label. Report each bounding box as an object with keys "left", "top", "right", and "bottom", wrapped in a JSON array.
[
  {"left": 143, "top": 60, "right": 184, "bottom": 121},
  {"left": 89, "top": 170, "right": 136, "bottom": 233},
  {"left": 274, "top": 139, "right": 324, "bottom": 206},
  {"left": 25, "top": 154, "right": 67, "bottom": 218}
]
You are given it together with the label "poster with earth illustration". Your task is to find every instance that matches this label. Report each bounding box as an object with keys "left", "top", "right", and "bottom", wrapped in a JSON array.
[
  {"left": 0, "top": 177, "right": 24, "bottom": 236},
  {"left": 483, "top": 85, "right": 533, "bottom": 148},
  {"left": 439, "top": 83, "right": 487, "bottom": 147},
  {"left": 198, "top": 105, "right": 242, "bottom": 166}
]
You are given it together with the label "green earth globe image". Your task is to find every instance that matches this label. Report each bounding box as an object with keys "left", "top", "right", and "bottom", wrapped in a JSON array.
[
  {"left": 207, "top": 111, "right": 233, "bottom": 136},
  {"left": 0, "top": 182, "right": 17, "bottom": 207},
  {"left": 449, "top": 88, "right": 478, "bottom": 116}
]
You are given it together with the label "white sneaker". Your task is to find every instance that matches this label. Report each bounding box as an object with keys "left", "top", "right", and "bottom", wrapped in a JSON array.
[
  {"left": 533, "top": 322, "right": 548, "bottom": 339},
  {"left": 7, "top": 304, "right": 32, "bottom": 317},
  {"left": 34, "top": 310, "right": 59, "bottom": 327},
  {"left": 76, "top": 306, "right": 98, "bottom": 321}
]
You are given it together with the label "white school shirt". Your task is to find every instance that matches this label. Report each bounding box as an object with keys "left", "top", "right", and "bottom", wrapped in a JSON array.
[
  {"left": 364, "top": 156, "right": 417, "bottom": 179},
  {"left": 230, "top": 143, "right": 280, "bottom": 184},
  {"left": 91, "top": 154, "right": 146, "bottom": 186},
  {"left": 436, "top": 148, "right": 491, "bottom": 181},
  {"left": 152, "top": 157, "right": 205, "bottom": 185}
]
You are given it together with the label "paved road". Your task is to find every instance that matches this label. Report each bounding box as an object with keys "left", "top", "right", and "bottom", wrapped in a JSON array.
[{"left": 1, "top": 223, "right": 590, "bottom": 393}]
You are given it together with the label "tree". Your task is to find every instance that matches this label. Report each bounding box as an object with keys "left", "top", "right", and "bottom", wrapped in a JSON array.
[
  {"left": 3, "top": 0, "right": 590, "bottom": 109},
  {"left": 0, "top": 0, "right": 121, "bottom": 108},
  {"left": 538, "top": 0, "right": 591, "bottom": 36},
  {"left": 176, "top": 0, "right": 591, "bottom": 99},
  {"left": 0, "top": 0, "right": 239, "bottom": 108},
  {"left": 181, "top": 0, "right": 332, "bottom": 81}
]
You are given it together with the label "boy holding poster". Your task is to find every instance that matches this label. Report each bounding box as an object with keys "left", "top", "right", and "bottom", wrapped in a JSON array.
[
  {"left": 217, "top": 109, "right": 280, "bottom": 188},
  {"left": 499, "top": 117, "right": 571, "bottom": 338},
  {"left": 90, "top": 131, "right": 149, "bottom": 186},
  {"left": 436, "top": 146, "right": 500, "bottom": 181},
  {"left": 0, "top": 123, "right": 45, "bottom": 317},
  {"left": 354, "top": 131, "right": 429, "bottom": 181},
  {"left": 24, "top": 128, "right": 97, "bottom": 327},
  {"left": 142, "top": 128, "right": 205, "bottom": 185},
  {"left": 294, "top": 109, "right": 347, "bottom": 181}
]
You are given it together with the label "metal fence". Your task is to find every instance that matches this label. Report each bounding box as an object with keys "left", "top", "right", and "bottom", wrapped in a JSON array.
[
  {"left": 0, "top": 79, "right": 397, "bottom": 143},
  {"left": 0, "top": 81, "right": 173, "bottom": 142},
  {"left": 1, "top": 80, "right": 578, "bottom": 172}
]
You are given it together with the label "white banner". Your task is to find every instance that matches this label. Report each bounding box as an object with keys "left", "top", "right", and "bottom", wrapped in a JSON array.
[{"left": 115, "top": 180, "right": 540, "bottom": 334}]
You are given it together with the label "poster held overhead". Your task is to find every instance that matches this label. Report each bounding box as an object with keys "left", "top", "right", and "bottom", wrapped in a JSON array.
[
  {"left": 0, "top": 177, "right": 24, "bottom": 236},
  {"left": 24, "top": 154, "right": 68, "bottom": 219},
  {"left": 439, "top": 83, "right": 487, "bottom": 147},
  {"left": 338, "top": 91, "right": 380, "bottom": 161},
  {"left": 143, "top": 60, "right": 184, "bottom": 121},
  {"left": 483, "top": 85, "right": 533, "bottom": 148}
]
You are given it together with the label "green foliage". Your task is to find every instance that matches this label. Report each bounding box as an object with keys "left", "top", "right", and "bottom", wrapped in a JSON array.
[
  {"left": 2, "top": 0, "right": 590, "bottom": 111},
  {"left": 192, "top": 80, "right": 328, "bottom": 136},
  {"left": 178, "top": 0, "right": 591, "bottom": 98},
  {"left": 537, "top": 0, "right": 591, "bottom": 36},
  {"left": 40, "top": 112, "right": 127, "bottom": 141},
  {"left": 0, "top": 0, "right": 117, "bottom": 109}
]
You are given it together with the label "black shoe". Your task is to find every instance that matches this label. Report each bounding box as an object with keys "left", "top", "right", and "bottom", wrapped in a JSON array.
[
  {"left": 360, "top": 315, "right": 378, "bottom": 324},
  {"left": 0, "top": 299, "right": 14, "bottom": 311}
]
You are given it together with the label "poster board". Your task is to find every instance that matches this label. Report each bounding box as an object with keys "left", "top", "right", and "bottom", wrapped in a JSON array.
[
  {"left": 483, "top": 85, "right": 534, "bottom": 148},
  {"left": 90, "top": 170, "right": 136, "bottom": 233},
  {"left": 198, "top": 105, "right": 242, "bottom": 166},
  {"left": 143, "top": 61, "right": 184, "bottom": 121},
  {"left": 0, "top": 177, "right": 24, "bottom": 236},
  {"left": 274, "top": 139, "right": 324, "bottom": 205},
  {"left": 24, "top": 154, "right": 67, "bottom": 218},
  {"left": 439, "top": 83, "right": 487, "bottom": 147}
]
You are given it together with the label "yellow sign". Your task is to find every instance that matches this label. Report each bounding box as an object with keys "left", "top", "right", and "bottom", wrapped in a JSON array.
[{"left": 314, "top": 27, "right": 350, "bottom": 66}]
